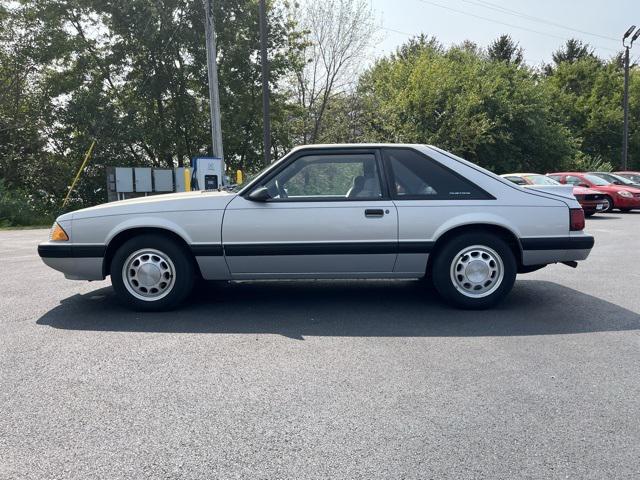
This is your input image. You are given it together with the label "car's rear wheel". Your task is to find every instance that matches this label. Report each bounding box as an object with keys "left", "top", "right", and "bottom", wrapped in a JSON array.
[
  {"left": 431, "top": 233, "right": 516, "bottom": 309},
  {"left": 602, "top": 196, "right": 613, "bottom": 212},
  {"left": 110, "top": 234, "right": 194, "bottom": 311}
]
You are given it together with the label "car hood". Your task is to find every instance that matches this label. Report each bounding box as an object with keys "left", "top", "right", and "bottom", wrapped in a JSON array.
[
  {"left": 572, "top": 187, "right": 604, "bottom": 195},
  {"left": 63, "top": 190, "right": 237, "bottom": 221},
  {"left": 598, "top": 185, "right": 640, "bottom": 193}
]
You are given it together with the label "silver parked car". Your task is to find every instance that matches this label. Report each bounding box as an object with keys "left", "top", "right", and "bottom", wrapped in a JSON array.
[{"left": 39, "top": 144, "right": 594, "bottom": 310}]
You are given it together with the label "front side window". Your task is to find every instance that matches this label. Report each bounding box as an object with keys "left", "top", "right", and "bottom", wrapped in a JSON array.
[
  {"left": 384, "top": 148, "right": 491, "bottom": 200},
  {"left": 565, "top": 175, "right": 585, "bottom": 186},
  {"left": 262, "top": 154, "right": 382, "bottom": 200}
]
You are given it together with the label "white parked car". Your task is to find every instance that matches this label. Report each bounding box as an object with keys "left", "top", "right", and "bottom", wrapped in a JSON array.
[{"left": 39, "top": 144, "right": 594, "bottom": 310}]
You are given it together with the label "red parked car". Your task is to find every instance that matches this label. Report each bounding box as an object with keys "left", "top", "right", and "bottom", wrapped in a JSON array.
[
  {"left": 547, "top": 172, "right": 640, "bottom": 212},
  {"left": 501, "top": 173, "right": 607, "bottom": 216}
]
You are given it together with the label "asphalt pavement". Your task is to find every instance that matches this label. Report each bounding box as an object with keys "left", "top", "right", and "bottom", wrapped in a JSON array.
[{"left": 1, "top": 214, "right": 639, "bottom": 479}]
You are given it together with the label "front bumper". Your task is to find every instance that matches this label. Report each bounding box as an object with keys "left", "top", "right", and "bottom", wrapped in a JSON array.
[
  {"left": 579, "top": 199, "right": 607, "bottom": 213},
  {"left": 613, "top": 195, "right": 640, "bottom": 209},
  {"left": 38, "top": 243, "right": 105, "bottom": 280}
]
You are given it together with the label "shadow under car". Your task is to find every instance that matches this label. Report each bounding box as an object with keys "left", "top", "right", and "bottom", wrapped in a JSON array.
[{"left": 36, "top": 279, "right": 640, "bottom": 339}]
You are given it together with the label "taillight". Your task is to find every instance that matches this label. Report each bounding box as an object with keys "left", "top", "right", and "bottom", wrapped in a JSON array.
[{"left": 569, "top": 208, "right": 585, "bottom": 231}]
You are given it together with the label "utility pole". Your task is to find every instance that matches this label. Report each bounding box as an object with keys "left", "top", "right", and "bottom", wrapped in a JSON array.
[
  {"left": 259, "top": 0, "right": 271, "bottom": 166},
  {"left": 203, "top": 0, "right": 225, "bottom": 178},
  {"left": 622, "top": 26, "right": 639, "bottom": 170}
]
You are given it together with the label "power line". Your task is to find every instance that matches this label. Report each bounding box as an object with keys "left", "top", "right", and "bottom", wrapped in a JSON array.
[
  {"left": 415, "top": 0, "right": 618, "bottom": 53},
  {"left": 461, "top": 0, "right": 619, "bottom": 43},
  {"left": 381, "top": 26, "right": 415, "bottom": 37}
]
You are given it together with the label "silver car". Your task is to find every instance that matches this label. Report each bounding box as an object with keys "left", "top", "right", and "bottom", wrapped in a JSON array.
[{"left": 38, "top": 144, "right": 594, "bottom": 310}]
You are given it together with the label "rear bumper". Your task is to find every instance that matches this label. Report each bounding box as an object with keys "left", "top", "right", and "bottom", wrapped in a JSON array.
[
  {"left": 520, "top": 235, "right": 594, "bottom": 266},
  {"left": 38, "top": 243, "right": 105, "bottom": 280}
]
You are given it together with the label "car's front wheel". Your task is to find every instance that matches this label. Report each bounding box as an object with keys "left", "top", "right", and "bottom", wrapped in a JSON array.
[
  {"left": 431, "top": 233, "right": 516, "bottom": 309},
  {"left": 110, "top": 234, "right": 195, "bottom": 311}
]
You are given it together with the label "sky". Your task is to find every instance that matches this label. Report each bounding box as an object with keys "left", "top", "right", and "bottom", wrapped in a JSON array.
[{"left": 369, "top": 0, "right": 640, "bottom": 66}]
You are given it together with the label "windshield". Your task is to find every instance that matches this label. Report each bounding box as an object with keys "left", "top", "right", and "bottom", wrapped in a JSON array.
[
  {"left": 609, "top": 174, "right": 636, "bottom": 185},
  {"left": 524, "top": 175, "right": 560, "bottom": 185},
  {"left": 619, "top": 173, "right": 640, "bottom": 183},
  {"left": 591, "top": 172, "right": 634, "bottom": 185},
  {"left": 584, "top": 174, "right": 610, "bottom": 186},
  {"left": 237, "top": 153, "right": 293, "bottom": 194}
]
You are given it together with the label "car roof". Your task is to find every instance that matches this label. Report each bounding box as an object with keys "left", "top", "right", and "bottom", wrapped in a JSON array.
[{"left": 292, "top": 143, "right": 427, "bottom": 150}]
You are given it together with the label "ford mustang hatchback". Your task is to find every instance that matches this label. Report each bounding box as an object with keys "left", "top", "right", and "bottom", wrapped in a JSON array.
[{"left": 39, "top": 144, "right": 594, "bottom": 310}]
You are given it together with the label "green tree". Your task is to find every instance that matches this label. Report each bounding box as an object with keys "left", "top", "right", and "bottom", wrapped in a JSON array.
[
  {"left": 0, "top": 0, "right": 306, "bottom": 209},
  {"left": 358, "top": 39, "right": 575, "bottom": 173},
  {"left": 552, "top": 38, "right": 597, "bottom": 66},
  {"left": 544, "top": 54, "right": 637, "bottom": 168},
  {"left": 487, "top": 35, "right": 523, "bottom": 65}
]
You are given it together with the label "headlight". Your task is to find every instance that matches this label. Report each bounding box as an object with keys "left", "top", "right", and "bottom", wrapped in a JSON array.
[
  {"left": 617, "top": 190, "right": 633, "bottom": 198},
  {"left": 49, "top": 222, "right": 69, "bottom": 241}
]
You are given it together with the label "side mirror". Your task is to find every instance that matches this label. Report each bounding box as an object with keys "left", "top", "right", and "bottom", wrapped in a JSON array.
[{"left": 248, "top": 186, "right": 271, "bottom": 202}]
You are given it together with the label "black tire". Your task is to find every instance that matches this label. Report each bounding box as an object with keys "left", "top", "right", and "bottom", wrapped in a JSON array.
[
  {"left": 431, "top": 233, "right": 517, "bottom": 309},
  {"left": 584, "top": 212, "right": 595, "bottom": 218},
  {"left": 110, "top": 234, "right": 195, "bottom": 311},
  {"left": 602, "top": 196, "right": 613, "bottom": 212}
]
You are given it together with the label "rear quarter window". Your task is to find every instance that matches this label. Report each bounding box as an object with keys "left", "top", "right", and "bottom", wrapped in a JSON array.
[{"left": 384, "top": 148, "right": 493, "bottom": 200}]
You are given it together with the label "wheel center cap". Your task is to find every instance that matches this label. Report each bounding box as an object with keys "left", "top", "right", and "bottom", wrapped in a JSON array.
[
  {"left": 138, "top": 263, "right": 161, "bottom": 286},
  {"left": 465, "top": 260, "right": 489, "bottom": 283}
]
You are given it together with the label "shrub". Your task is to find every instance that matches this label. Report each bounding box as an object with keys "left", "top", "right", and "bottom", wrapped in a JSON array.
[
  {"left": 0, "top": 181, "right": 56, "bottom": 227},
  {"left": 570, "top": 153, "right": 614, "bottom": 172}
]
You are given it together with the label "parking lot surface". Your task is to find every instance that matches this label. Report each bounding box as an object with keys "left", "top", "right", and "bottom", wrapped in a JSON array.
[{"left": 1, "top": 214, "right": 640, "bottom": 479}]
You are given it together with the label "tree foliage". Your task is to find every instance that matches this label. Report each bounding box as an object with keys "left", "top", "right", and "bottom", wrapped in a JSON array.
[
  {"left": 487, "top": 35, "right": 523, "bottom": 65},
  {"left": 0, "top": 0, "right": 305, "bottom": 213},
  {"left": 357, "top": 41, "right": 576, "bottom": 173},
  {"left": 289, "top": 0, "right": 378, "bottom": 144}
]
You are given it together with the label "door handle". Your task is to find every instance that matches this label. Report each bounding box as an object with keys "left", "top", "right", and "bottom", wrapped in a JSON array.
[{"left": 364, "top": 209, "right": 384, "bottom": 218}]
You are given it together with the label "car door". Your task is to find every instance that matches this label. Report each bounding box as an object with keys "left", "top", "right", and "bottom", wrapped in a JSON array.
[{"left": 222, "top": 149, "right": 398, "bottom": 278}]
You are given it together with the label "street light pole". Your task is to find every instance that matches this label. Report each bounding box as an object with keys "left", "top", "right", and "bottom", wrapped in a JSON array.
[
  {"left": 203, "top": 0, "right": 225, "bottom": 178},
  {"left": 622, "top": 45, "right": 630, "bottom": 170},
  {"left": 622, "top": 26, "right": 639, "bottom": 170},
  {"left": 259, "top": 0, "right": 271, "bottom": 166}
]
